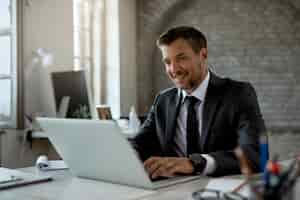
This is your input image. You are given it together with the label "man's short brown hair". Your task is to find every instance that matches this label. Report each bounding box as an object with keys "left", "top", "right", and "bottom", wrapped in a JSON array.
[{"left": 156, "top": 26, "right": 207, "bottom": 53}]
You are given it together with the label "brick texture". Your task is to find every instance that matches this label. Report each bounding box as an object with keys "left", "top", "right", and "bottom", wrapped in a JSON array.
[{"left": 137, "top": 0, "right": 300, "bottom": 130}]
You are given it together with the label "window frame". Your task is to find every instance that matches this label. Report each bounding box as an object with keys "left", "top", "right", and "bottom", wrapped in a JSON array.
[{"left": 0, "top": 0, "right": 18, "bottom": 128}]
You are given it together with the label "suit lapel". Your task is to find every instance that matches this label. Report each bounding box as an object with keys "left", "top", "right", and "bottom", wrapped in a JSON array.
[
  {"left": 165, "top": 89, "right": 182, "bottom": 152},
  {"left": 201, "top": 73, "right": 224, "bottom": 151}
]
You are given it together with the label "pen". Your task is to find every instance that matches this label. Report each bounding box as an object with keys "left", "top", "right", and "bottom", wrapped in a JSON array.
[
  {"left": 259, "top": 132, "right": 269, "bottom": 172},
  {"left": 280, "top": 157, "right": 300, "bottom": 193},
  {"left": 232, "top": 178, "right": 251, "bottom": 193},
  {"left": 232, "top": 147, "right": 253, "bottom": 193},
  {"left": 234, "top": 147, "right": 253, "bottom": 176}
]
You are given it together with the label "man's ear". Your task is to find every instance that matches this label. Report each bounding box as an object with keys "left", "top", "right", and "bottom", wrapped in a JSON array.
[{"left": 200, "top": 48, "right": 208, "bottom": 59}]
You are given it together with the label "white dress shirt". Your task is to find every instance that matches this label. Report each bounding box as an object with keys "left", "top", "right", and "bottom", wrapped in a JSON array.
[{"left": 173, "top": 71, "right": 216, "bottom": 175}]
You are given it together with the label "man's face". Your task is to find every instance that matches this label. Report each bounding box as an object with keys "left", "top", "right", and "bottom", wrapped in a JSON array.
[{"left": 159, "top": 38, "right": 208, "bottom": 94}]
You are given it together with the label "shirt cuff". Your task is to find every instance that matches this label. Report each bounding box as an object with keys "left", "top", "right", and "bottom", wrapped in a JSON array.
[{"left": 201, "top": 154, "right": 216, "bottom": 175}]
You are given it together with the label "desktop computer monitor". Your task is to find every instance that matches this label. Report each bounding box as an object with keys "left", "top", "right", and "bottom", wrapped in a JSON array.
[{"left": 51, "top": 70, "right": 93, "bottom": 119}]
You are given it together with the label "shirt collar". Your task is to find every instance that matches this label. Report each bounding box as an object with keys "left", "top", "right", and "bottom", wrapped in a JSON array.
[{"left": 180, "top": 71, "right": 210, "bottom": 103}]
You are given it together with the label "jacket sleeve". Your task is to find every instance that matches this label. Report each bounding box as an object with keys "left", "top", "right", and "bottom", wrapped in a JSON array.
[
  {"left": 129, "top": 94, "right": 163, "bottom": 161},
  {"left": 209, "top": 83, "right": 266, "bottom": 176}
]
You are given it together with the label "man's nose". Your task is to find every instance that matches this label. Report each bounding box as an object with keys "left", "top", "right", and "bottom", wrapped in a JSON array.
[{"left": 169, "top": 61, "right": 179, "bottom": 73}]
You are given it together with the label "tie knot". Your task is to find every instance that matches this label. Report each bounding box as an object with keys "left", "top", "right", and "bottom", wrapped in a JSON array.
[{"left": 185, "top": 96, "right": 200, "bottom": 107}]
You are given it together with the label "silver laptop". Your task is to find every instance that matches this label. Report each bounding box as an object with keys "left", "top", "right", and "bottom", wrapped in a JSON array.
[{"left": 36, "top": 117, "right": 201, "bottom": 189}]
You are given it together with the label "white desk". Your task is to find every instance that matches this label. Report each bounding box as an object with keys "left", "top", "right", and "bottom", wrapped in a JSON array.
[
  {"left": 0, "top": 167, "right": 210, "bottom": 200},
  {"left": 2, "top": 164, "right": 299, "bottom": 200}
]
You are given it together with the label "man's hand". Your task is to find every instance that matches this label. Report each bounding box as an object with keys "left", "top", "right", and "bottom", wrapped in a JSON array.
[{"left": 144, "top": 156, "right": 194, "bottom": 179}]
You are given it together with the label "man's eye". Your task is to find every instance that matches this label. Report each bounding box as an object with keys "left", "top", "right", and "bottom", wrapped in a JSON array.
[
  {"left": 164, "top": 60, "right": 171, "bottom": 65},
  {"left": 178, "top": 56, "right": 188, "bottom": 60}
]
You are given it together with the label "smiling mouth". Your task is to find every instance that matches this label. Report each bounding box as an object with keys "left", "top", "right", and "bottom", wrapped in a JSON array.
[{"left": 172, "top": 72, "right": 186, "bottom": 80}]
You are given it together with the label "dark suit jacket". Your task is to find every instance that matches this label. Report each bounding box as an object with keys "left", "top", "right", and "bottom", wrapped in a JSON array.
[{"left": 131, "top": 73, "right": 266, "bottom": 176}]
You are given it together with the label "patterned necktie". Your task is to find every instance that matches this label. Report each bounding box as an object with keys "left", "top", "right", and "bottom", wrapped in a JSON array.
[{"left": 185, "top": 96, "right": 200, "bottom": 155}]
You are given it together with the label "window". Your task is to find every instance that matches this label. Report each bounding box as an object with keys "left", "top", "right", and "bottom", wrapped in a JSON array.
[
  {"left": 73, "top": 0, "right": 136, "bottom": 119},
  {"left": 73, "top": 0, "right": 103, "bottom": 105},
  {"left": 73, "top": 0, "right": 92, "bottom": 71},
  {"left": 0, "top": 0, "right": 17, "bottom": 128}
]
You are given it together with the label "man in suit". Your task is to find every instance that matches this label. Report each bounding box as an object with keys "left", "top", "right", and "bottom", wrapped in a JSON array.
[{"left": 131, "top": 26, "right": 266, "bottom": 178}]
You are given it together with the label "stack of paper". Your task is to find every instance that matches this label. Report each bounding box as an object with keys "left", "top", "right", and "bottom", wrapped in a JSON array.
[
  {"left": 205, "top": 178, "right": 250, "bottom": 197},
  {"left": 0, "top": 167, "right": 52, "bottom": 190}
]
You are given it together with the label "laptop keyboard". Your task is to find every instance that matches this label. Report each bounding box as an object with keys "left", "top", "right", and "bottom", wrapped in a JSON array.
[
  {"left": 151, "top": 176, "right": 168, "bottom": 182},
  {"left": 151, "top": 175, "right": 186, "bottom": 182}
]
